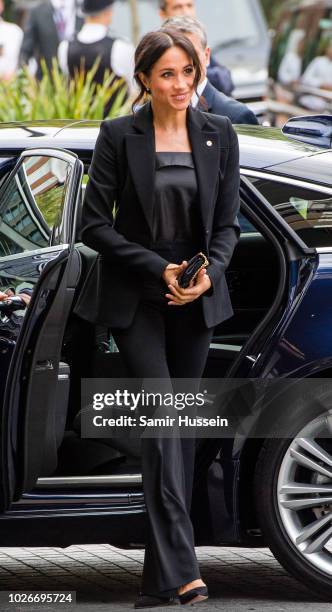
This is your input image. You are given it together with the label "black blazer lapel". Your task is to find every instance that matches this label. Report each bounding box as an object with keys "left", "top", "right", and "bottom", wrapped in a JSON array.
[
  {"left": 187, "top": 106, "right": 220, "bottom": 229},
  {"left": 125, "top": 104, "right": 155, "bottom": 233}
]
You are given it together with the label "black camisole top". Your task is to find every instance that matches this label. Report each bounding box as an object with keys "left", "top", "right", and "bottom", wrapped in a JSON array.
[{"left": 151, "top": 152, "right": 201, "bottom": 246}]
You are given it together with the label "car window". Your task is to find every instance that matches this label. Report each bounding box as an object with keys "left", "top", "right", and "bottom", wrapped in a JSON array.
[
  {"left": 248, "top": 175, "right": 332, "bottom": 248},
  {"left": 238, "top": 212, "right": 259, "bottom": 234},
  {"left": 0, "top": 156, "right": 71, "bottom": 257}
]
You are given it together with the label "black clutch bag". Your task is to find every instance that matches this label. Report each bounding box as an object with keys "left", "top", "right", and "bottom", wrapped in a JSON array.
[{"left": 177, "top": 252, "right": 209, "bottom": 288}]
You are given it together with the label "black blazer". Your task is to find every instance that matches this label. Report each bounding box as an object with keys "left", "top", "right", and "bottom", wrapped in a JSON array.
[
  {"left": 20, "top": 1, "right": 83, "bottom": 77},
  {"left": 200, "top": 80, "right": 258, "bottom": 125},
  {"left": 79, "top": 102, "right": 240, "bottom": 329}
]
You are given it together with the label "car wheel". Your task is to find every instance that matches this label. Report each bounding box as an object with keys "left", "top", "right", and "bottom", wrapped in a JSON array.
[{"left": 254, "top": 387, "right": 332, "bottom": 600}]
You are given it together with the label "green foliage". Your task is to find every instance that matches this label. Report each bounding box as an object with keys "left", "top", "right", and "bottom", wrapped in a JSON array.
[{"left": 0, "top": 58, "right": 131, "bottom": 121}]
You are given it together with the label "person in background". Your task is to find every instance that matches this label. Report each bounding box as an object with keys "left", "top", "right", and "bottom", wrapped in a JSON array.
[
  {"left": 162, "top": 16, "right": 258, "bottom": 124},
  {"left": 159, "top": 0, "right": 234, "bottom": 96},
  {"left": 20, "top": 0, "right": 83, "bottom": 78},
  {"left": 58, "top": 0, "right": 135, "bottom": 114},
  {"left": 301, "top": 39, "right": 332, "bottom": 91},
  {"left": 0, "top": 0, "right": 23, "bottom": 80},
  {"left": 277, "top": 30, "right": 305, "bottom": 86},
  {"left": 297, "top": 39, "right": 332, "bottom": 112}
]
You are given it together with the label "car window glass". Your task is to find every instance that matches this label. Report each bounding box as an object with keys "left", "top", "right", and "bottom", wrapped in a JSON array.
[
  {"left": 0, "top": 156, "right": 71, "bottom": 257},
  {"left": 238, "top": 212, "right": 260, "bottom": 235},
  {"left": 248, "top": 176, "right": 332, "bottom": 248}
]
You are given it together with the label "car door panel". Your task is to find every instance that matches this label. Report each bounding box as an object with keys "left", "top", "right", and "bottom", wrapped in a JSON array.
[
  {"left": 0, "top": 148, "right": 83, "bottom": 512},
  {"left": 0, "top": 247, "right": 65, "bottom": 398},
  {"left": 22, "top": 249, "right": 81, "bottom": 489}
]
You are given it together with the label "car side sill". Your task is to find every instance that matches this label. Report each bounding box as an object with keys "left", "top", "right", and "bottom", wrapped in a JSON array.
[{"left": 35, "top": 474, "right": 142, "bottom": 488}]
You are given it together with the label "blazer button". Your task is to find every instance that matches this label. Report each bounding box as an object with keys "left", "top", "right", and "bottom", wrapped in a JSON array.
[{"left": 205, "top": 230, "right": 209, "bottom": 234}]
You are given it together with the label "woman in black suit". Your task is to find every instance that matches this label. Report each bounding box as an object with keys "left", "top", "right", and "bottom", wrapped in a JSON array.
[{"left": 82, "top": 28, "right": 240, "bottom": 608}]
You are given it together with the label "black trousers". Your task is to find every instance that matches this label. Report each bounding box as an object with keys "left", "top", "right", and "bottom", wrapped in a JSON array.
[{"left": 112, "top": 265, "right": 214, "bottom": 596}]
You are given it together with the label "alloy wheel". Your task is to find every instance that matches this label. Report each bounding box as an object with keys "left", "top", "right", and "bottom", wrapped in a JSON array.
[{"left": 278, "top": 410, "right": 332, "bottom": 575}]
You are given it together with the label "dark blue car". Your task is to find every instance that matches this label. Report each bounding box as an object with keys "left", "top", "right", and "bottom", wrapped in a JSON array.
[{"left": 0, "top": 116, "right": 332, "bottom": 599}]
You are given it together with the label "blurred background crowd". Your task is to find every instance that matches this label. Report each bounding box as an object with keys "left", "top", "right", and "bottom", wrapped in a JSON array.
[{"left": 0, "top": 0, "right": 330, "bottom": 124}]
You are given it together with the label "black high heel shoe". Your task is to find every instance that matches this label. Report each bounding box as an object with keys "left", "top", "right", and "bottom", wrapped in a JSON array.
[
  {"left": 134, "top": 593, "right": 180, "bottom": 608},
  {"left": 178, "top": 586, "right": 208, "bottom": 606}
]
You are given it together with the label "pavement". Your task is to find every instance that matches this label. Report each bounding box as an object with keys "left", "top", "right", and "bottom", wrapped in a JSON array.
[{"left": 0, "top": 545, "right": 330, "bottom": 612}]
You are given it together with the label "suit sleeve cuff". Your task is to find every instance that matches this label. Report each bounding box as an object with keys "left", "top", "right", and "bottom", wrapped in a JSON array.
[
  {"left": 204, "top": 263, "right": 222, "bottom": 296},
  {"left": 146, "top": 256, "right": 169, "bottom": 280}
]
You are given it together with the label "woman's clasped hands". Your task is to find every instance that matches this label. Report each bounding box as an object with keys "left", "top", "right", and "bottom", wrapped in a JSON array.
[{"left": 162, "top": 260, "right": 212, "bottom": 306}]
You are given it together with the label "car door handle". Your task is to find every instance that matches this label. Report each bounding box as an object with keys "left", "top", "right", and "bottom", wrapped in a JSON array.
[{"left": 35, "top": 359, "right": 54, "bottom": 372}]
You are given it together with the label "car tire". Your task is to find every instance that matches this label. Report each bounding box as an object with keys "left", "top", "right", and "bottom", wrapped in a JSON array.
[{"left": 254, "top": 381, "right": 332, "bottom": 601}]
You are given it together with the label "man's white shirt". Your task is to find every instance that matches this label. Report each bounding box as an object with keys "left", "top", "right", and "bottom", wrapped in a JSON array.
[
  {"left": 191, "top": 77, "right": 208, "bottom": 108},
  {"left": 278, "top": 52, "right": 302, "bottom": 85},
  {"left": 0, "top": 19, "right": 23, "bottom": 77},
  {"left": 58, "top": 23, "right": 135, "bottom": 94},
  {"left": 51, "top": 0, "right": 77, "bottom": 40}
]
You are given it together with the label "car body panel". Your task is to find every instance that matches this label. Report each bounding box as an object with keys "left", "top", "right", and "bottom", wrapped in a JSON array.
[
  {"left": 0, "top": 120, "right": 329, "bottom": 180},
  {"left": 254, "top": 252, "right": 332, "bottom": 378},
  {"left": 266, "top": 150, "right": 332, "bottom": 185}
]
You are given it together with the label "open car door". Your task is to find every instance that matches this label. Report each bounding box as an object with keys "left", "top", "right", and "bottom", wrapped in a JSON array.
[{"left": 0, "top": 148, "right": 83, "bottom": 511}]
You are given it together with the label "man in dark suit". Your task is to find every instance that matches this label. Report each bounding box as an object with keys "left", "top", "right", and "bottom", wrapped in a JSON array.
[
  {"left": 162, "top": 16, "right": 258, "bottom": 125},
  {"left": 20, "top": 0, "right": 83, "bottom": 78}
]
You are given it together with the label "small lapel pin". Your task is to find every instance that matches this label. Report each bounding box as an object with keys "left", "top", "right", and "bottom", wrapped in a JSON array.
[{"left": 206, "top": 140, "right": 213, "bottom": 147}]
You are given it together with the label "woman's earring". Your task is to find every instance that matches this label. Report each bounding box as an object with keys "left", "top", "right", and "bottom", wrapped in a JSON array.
[{"left": 146, "top": 87, "right": 151, "bottom": 94}]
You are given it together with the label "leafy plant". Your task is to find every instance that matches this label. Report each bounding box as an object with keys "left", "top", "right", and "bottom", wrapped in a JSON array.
[{"left": 0, "top": 58, "right": 131, "bottom": 121}]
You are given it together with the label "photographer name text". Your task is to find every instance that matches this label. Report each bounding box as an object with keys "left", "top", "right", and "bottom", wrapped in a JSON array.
[{"left": 92, "top": 414, "right": 228, "bottom": 428}]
